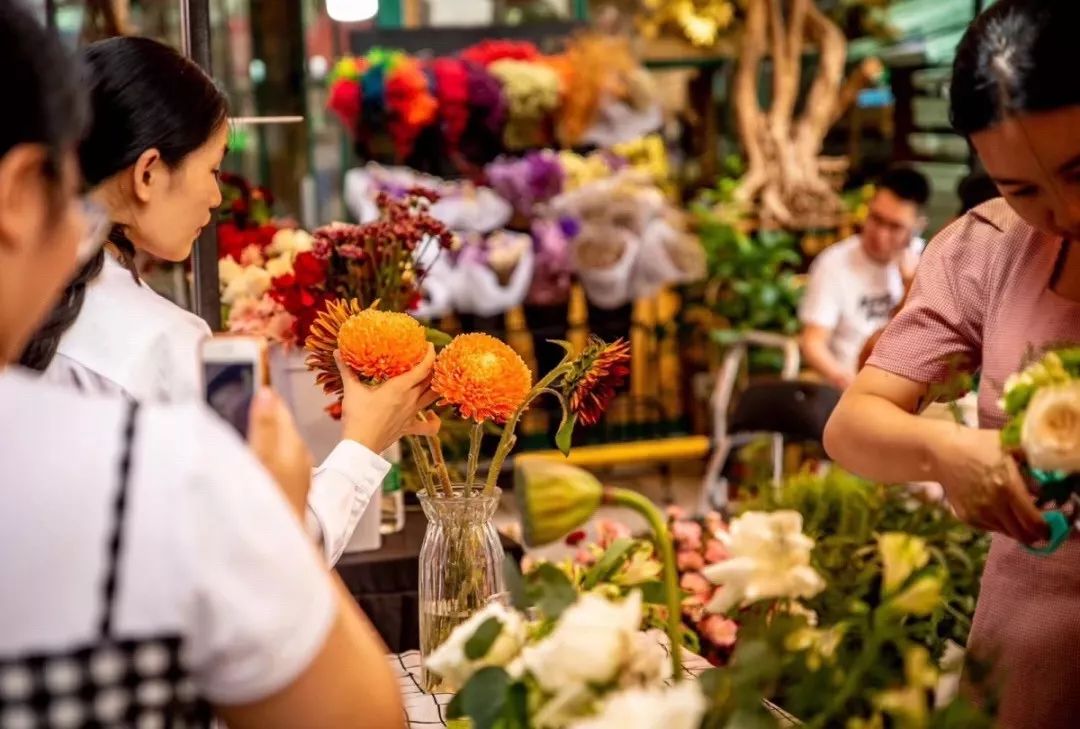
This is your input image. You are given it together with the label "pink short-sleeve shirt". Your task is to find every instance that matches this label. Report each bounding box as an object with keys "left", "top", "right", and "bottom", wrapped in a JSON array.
[
  {"left": 869, "top": 198, "right": 1080, "bottom": 428},
  {"left": 868, "top": 197, "right": 1080, "bottom": 727}
]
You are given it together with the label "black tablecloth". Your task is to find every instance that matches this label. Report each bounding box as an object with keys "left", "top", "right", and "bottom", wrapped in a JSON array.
[{"left": 336, "top": 507, "right": 524, "bottom": 653}]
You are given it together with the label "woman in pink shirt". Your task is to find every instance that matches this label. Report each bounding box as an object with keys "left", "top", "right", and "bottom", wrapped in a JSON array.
[{"left": 826, "top": 1, "right": 1080, "bottom": 724}]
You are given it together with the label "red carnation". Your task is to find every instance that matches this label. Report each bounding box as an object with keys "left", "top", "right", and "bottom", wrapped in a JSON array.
[{"left": 293, "top": 251, "right": 327, "bottom": 288}]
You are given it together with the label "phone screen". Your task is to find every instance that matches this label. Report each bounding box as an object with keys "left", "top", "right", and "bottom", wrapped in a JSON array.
[{"left": 205, "top": 361, "right": 256, "bottom": 437}]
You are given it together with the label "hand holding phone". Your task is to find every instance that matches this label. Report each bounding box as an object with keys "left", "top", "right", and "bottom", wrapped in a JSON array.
[{"left": 202, "top": 335, "right": 269, "bottom": 438}]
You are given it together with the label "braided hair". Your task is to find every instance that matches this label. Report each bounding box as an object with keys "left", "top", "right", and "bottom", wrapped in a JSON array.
[{"left": 19, "top": 36, "right": 228, "bottom": 371}]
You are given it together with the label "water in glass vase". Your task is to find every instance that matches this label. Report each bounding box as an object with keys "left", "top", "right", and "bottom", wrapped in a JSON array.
[
  {"left": 380, "top": 441, "right": 405, "bottom": 535},
  {"left": 418, "top": 486, "right": 505, "bottom": 692}
]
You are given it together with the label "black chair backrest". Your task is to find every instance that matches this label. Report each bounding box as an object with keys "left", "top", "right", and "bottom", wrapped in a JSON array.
[{"left": 727, "top": 381, "right": 841, "bottom": 442}]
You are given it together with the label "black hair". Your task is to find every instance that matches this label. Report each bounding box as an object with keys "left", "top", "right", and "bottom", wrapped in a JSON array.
[
  {"left": 951, "top": 0, "right": 1080, "bottom": 136},
  {"left": 0, "top": 1, "right": 87, "bottom": 193},
  {"left": 20, "top": 36, "right": 228, "bottom": 372},
  {"left": 957, "top": 170, "right": 999, "bottom": 215},
  {"left": 878, "top": 166, "right": 931, "bottom": 209}
]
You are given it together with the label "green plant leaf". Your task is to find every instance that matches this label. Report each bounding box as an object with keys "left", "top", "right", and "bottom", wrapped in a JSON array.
[
  {"left": 582, "top": 538, "right": 636, "bottom": 589},
  {"left": 637, "top": 580, "right": 669, "bottom": 604},
  {"left": 527, "top": 562, "right": 577, "bottom": 619},
  {"left": 464, "top": 617, "right": 504, "bottom": 661},
  {"left": 446, "top": 667, "right": 510, "bottom": 729},
  {"left": 504, "top": 559, "right": 531, "bottom": 611},
  {"left": 426, "top": 327, "right": 453, "bottom": 348},
  {"left": 555, "top": 412, "right": 577, "bottom": 456}
]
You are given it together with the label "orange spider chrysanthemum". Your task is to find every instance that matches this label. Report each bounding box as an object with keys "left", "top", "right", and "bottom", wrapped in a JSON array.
[
  {"left": 337, "top": 308, "right": 428, "bottom": 383},
  {"left": 305, "top": 298, "right": 365, "bottom": 397},
  {"left": 433, "top": 333, "right": 533, "bottom": 424}
]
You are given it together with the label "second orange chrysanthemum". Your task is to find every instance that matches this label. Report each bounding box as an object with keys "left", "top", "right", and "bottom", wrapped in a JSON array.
[{"left": 432, "top": 333, "right": 533, "bottom": 424}]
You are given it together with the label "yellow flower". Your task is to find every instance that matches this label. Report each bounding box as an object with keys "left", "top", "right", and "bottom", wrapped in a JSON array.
[
  {"left": 874, "top": 646, "right": 937, "bottom": 729},
  {"left": 888, "top": 574, "right": 944, "bottom": 616},
  {"left": 432, "top": 333, "right": 532, "bottom": 424},
  {"left": 878, "top": 533, "right": 930, "bottom": 596},
  {"left": 305, "top": 298, "right": 365, "bottom": 397}
]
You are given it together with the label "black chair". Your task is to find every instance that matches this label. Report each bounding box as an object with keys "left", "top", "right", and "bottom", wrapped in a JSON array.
[{"left": 699, "top": 332, "right": 841, "bottom": 512}]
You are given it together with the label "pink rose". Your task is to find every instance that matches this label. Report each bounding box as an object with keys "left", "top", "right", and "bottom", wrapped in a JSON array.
[
  {"left": 699, "top": 615, "right": 738, "bottom": 648},
  {"left": 672, "top": 520, "right": 703, "bottom": 551},
  {"left": 704, "top": 539, "right": 729, "bottom": 565},
  {"left": 680, "top": 572, "right": 711, "bottom": 597},
  {"left": 677, "top": 550, "right": 706, "bottom": 572},
  {"left": 596, "top": 518, "right": 632, "bottom": 548}
]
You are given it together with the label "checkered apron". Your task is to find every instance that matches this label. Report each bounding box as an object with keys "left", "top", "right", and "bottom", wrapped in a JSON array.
[{"left": 0, "top": 402, "right": 212, "bottom": 728}]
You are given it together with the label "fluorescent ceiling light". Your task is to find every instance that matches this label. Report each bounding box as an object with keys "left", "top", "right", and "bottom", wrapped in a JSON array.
[{"left": 326, "top": 0, "right": 378, "bottom": 22}]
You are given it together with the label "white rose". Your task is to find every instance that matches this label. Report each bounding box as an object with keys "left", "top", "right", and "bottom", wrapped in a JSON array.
[
  {"left": 218, "top": 256, "right": 242, "bottom": 286},
  {"left": 619, "top": 631, "right": 670, "bottom": 688},
  {"left": 264, "top": 255, "right": 294, "bottom": 279},
  {"left": 267, "top": 228, "right": 314, "bottom": 258},
  {"left": 221, "top": 265, "right": 272, "bottom": 305},
  {"left": 1022, "top": 383, "right": 1080, "bottom": 472},
  {"left": 523, "top": 592, "right": 642, "bottom": 695},
  {"left": 701, "top": 510, "right": 824, "bottom": 614},
  {"left": 423, "top": 602, "right": 526, "bottom": 690},
  {"left": 568, "top": 681, "right": 706, "bottom": 729}
]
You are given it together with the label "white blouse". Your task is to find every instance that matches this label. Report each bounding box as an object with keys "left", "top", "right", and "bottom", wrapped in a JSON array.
[
  {"left": 41, "top": 255, "right": 387, "bottom": 564},
  {"left": 0, "top": 368, "right": 335, "bottom": 704}
]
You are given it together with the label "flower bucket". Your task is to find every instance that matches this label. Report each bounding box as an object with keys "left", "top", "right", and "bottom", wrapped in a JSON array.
[
  {"left": 270, "top": 348, "right": 382, "bottom": 552},
  {"left": 418, "top": 486, "right": 505, "bottom": 692}
]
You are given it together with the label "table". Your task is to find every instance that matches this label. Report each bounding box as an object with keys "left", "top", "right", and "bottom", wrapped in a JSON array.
[{"left": 337, "top": 507, "right": 525, "bottom": 653}]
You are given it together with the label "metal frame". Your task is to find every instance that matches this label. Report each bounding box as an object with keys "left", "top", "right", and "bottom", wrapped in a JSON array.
[
  {"left": 699, "top": 331, "right": 801, "bottom": 513},
  {"left": 181, "top": 0, "right": 222, "bottom": 330}
]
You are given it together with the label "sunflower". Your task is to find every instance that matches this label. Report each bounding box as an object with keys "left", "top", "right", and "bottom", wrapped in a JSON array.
[
  {"left": 433, "top": 333, "right": 532, "bottom": 423},
  {"left": 305, "top": 298, "right": 365, "bottom": 397},
  {"left": 561, "top": 337, "right": 631, "bottom": 427}
]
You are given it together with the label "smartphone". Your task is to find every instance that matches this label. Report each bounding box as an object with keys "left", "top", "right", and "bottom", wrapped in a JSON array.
[{"left": 202, "top": 335, "right": 269, "bottom": 437}]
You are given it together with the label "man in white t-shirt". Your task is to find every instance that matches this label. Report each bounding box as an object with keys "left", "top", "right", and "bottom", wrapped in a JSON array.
[{"left": 799, "top": 167, "right": 931, "bottom": 389}]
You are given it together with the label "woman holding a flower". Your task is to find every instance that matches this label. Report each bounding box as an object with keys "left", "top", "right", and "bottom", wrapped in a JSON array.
[
  {"left": 826, "top": 1, "right": 1080, "bottom": 724},
  {"left": 18, "top": 37, "right": 440, "bottom": 564}
]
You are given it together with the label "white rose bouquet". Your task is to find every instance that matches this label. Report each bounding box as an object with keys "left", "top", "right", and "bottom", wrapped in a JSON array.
[{"left": 1000, "top": 348, "right": 1080, "bottom": 517}]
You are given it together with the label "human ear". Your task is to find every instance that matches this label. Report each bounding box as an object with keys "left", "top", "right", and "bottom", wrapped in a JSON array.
[
  {"left": 0, "top": 144, "right": 50, "bottom": 256},
  {"left": 131, "top": 147, "right": 163, "bottom": 204}
]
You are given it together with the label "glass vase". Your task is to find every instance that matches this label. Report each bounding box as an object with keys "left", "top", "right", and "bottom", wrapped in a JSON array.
[{"left": 418, "top": 486, "right": 505, "bottom": 692}]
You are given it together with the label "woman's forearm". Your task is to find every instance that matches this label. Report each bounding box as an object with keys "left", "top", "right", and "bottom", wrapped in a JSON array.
[{"left": 824, "top": 386, "right": 959, "bottom": 485}]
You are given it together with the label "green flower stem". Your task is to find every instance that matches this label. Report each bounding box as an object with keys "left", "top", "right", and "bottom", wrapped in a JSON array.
[
  {"left": 465, "top": 423, "right": 484, "bottom": 496},
  {"left": 427, "top": 435, "right": 455, "bottom": 497},
  {"left": 483, "top": 366, "right": 569, "bottom": 495},
  {"left": 405, "top": 435, "right": 437, "bottom": 498},
  {"left": 605, "top": 486, "right": 684, "bottom": 681}
]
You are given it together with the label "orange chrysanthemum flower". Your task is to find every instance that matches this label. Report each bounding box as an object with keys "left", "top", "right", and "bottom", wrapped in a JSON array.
[
  {"left": 562, "top": 337, "right": 631, "bottom": 427},
  {"left": 432, "top": 333, "right": 533, "bottom": 423},
  {"left": 337, "top": 308, "right": 428, "bottom": 383},
  {"left": 305, "top": 298, "right": 365, "bottom": 397},
  {"left": 305, "top": 298, "right": 427, "bottom": 403}
]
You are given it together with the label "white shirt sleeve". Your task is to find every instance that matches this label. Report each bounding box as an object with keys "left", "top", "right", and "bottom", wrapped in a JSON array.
[
  {"left": 306, "top": 440, "right": 390, "bottom": 564},
  {"left": 799, "top": 255, "right": 841, "bottom": 330},
  {"left": 181, "top": 407, "right": 337, "bottom": 705},
  {"left": 127, "top": 327, "right": 207, "bottom": 403}
]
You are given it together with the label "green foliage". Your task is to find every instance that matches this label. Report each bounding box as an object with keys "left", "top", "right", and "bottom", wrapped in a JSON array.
[
  {"left": 465, "top": 617, "right": 505, "bottom": 661},
  {"left": 446, "top": 667, "right": 514, "bottom": 729},
  {"left": 694, "top": 211, "right": 804, "bottom": 338}
]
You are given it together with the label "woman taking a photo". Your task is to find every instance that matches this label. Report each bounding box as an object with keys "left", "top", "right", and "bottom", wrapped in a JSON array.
[
  {"left": 827, "top": 0, "right": 1080, "bottom": 723},
  {"left": 0, "top": 3, "right": 402, "bottom": 726},
  {"left": 21, "top": 36, "right": 439, "bottom": 563}
]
